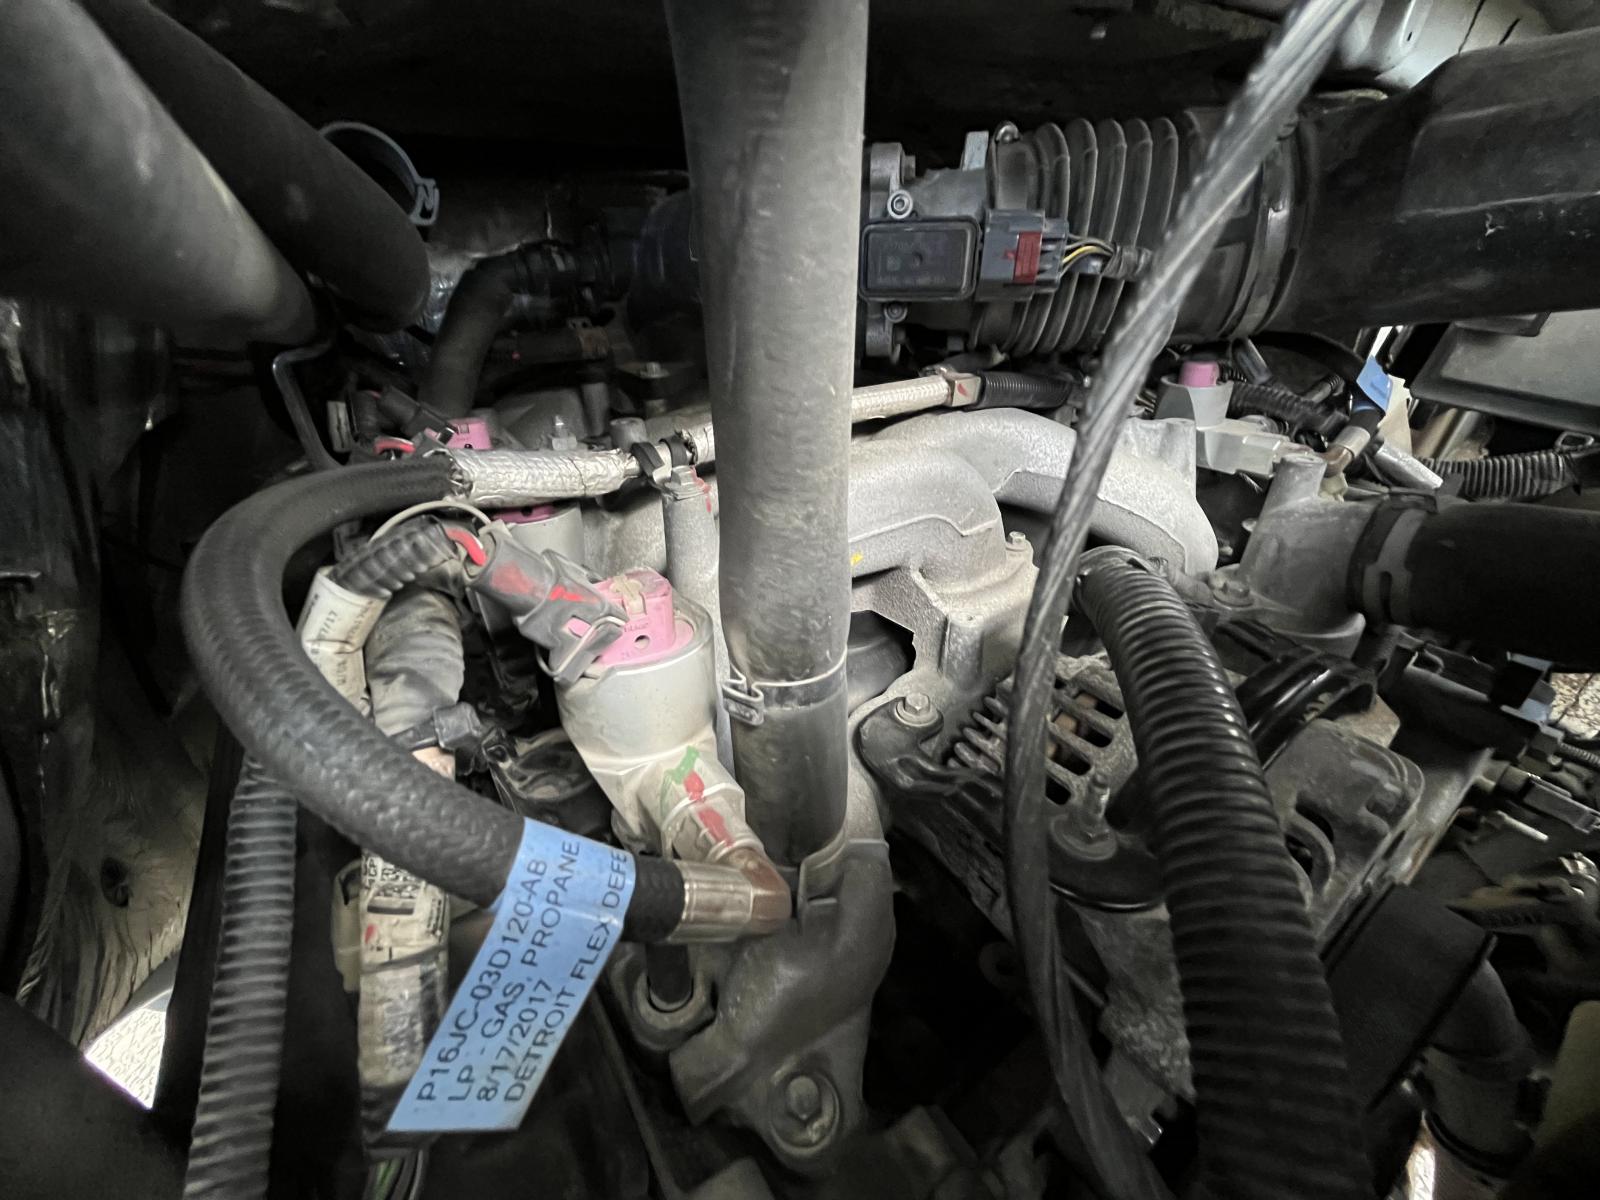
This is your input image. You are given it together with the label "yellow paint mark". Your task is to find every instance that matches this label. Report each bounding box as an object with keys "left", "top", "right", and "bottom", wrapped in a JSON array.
[{"left": 850, "top": 551, "right": 865, "bottom": 566}]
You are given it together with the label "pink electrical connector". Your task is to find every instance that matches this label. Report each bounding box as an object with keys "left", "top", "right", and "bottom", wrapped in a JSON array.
[
  {"left": 594, "top": 568, "right": 693, "bottom": 666},
  {"left": 1177, "top": 358, "right": 1222, "bottom": 388}
]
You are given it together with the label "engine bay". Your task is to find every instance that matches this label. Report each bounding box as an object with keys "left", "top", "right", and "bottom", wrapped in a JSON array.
[{"left": 5, "top": 2, "right": 1600, "bottom": 1198}]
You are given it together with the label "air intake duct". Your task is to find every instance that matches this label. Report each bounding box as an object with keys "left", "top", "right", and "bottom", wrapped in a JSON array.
[{"left": 858, "top": 25, "right": 1600, "bottom": 360}]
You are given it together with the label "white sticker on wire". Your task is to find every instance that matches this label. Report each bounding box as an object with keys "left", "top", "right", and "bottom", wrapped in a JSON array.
[{"left": 385, "top": 819, "right": 636, "bottom": 1133}]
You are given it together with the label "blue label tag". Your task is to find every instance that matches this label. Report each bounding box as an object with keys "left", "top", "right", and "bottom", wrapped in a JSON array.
[
  {"left": 386, "top": 820, "right": 635, "bottom": 1133},
  {"left": 1355, "top": 356, "right": 1394, "bottom": 413}
]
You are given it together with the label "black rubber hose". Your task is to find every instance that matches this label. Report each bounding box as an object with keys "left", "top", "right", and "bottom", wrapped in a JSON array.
[
  {"left": 1422, "top": 962, "right": 1532, "bottom": 1166},
  {"left": 183, "top": 761, "right": 296, "bottom": 1200},
  {"left": 417, "top": 264, "right": 515, "bottom": 421},
  {"left": 1420, "top": 446, "right": 1596, "bottom": 501},
  {"left": 1352, "top": 499, "right": 1600, "bottom": 669},
  {"left": 417, "top": 246, "right": 580, "bottom": 421},
  {"left": 1077, "top": 554, "right": 1367, "bottom": 1200},
  {"left": 977, "top": 371, "right": 1074, "bottom": 411},
  {"left": 1252, "top": 330, "right": 1366, "bottom": 389},
  {"left": 1231, "top": 378, "right": 1343, "bottom": 437},
  {"left": 76, "top": 0, "right": 429, "bottom": 331},
  {"left": 0, "top": 0, "right": 315, "bottom": 343},
  {"left": 665, "top": 0, "right": 863, "bottom": 862},
  {"left": 179, "top": 459, "right": 685, "bottom": 931}
]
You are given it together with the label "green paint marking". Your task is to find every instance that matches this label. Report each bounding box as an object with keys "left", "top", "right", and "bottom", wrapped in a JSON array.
[{"left": 655, "top": 746, "right": 701, "bottom": 818}]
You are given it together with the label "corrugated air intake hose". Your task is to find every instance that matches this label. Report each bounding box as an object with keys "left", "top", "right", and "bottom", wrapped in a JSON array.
[{"left": 1075, "top": 551, "right": 1367, "bottom": 1200}]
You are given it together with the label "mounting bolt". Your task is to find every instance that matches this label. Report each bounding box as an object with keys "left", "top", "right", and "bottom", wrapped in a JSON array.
[
  {"left": 785, "top": 1074, "right": 822, "bottom": 1121},
  {"left": 882, "top": 302, "right": 909, "bottom": 323},
  {"left": 772, "top": 1070, "right": 840, "bottom": 1150},
  {"left": 1058, "top": 771, "right": 1116, "bottom": 861},
  {"left": 1007, "top": 530, "right": 1029, "bottom": 551},
  {"left": 1215, "top": 575, "right": 1251, "bottom": 605},
  {"left": 887, "top": 189, "right": 914, "bottom": 219},
  {"left": 895, "top": 691, "right": 939, "bottom": 728}
]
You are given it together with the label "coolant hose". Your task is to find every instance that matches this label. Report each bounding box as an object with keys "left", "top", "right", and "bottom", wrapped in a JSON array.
[
  {"left": 1076, "top": 553, "right": 1368, "bottom": 1200},
  {"left": 0, "top": 0, "right": 315, "bottom": 343},
  {"left": 665, "top": 0, "right": 865, "bottom": 862},
  {"left": 1419, "top": 446, "right": 1596, "bottom": 501},
  {"left": 183, "top": 761, "right": 295, "bottom": 1200},
  {"left": 1423, "top": 962, "right": 1533, "bottom": 1166},
  {"left": 418, "top": 245, "right": 579, "bottom": 421},
  {"left": 1352, "top": 498, "right": 1600, "bottom": 668},
  {"left": 75, "top": 0, "right": 429, "bottom": 331},
  {"left": 179, "top": 458, "right": 684, "bottom": 932}
]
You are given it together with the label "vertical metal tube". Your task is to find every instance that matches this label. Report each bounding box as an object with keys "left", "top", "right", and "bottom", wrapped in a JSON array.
[
  {"left": 661, "top": 466, "right": 733, "bottom": 762},
  {"left": 664, "top": 0, "right": 867, "bottom": 861}
]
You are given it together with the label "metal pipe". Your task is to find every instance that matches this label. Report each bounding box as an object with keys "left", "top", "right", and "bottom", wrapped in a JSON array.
[
  {"left": 0, "top": 0, "right": 315, "bottom": 344},
  {"left": 665, "top": 0, "right": 868, "bottom": 861},
  {"left": 76, "top": 0, "right": 430, "bottom": 331}
]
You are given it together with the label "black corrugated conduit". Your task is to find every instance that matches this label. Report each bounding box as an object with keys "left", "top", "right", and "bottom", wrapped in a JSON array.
[
  {"left": 181, "top": 761, "right": 296, "bottom": 1200},
  {"left": 1230, "top": 378, "right": 1344, "bottom": 437},
  {"left": 978, "top": 371, "right": 1075, "bottom": 410},
  {"left": 997, "top": 1, "right": 1372, "bottom": 1196},
  {"left": 1077, "top": 553, "right": 1368, "bottom": 1200},
  {"left": 1420, "top": 445, "right": 1599, "bottom": 501}
]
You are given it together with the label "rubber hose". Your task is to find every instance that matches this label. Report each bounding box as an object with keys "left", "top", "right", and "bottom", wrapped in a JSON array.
[
  {"left": 665, "top": 0, "right": 863, "bottom": 863},
  {"left": 76, "top": 0, "right": 429, "bottom": 331},
  {"left": 1352, "top": 499, "right": 1600, "bottom": 668},
  {"left": 1231, "top": 378, "right": 1343, "bottom": 437},
  {"left": 1077, "top": 554, "right": 1368, "bottom": 1200},
  {"left": 179, "top": 458, "right": 685, "bottom": 931},
  {"left": 416, "top": 263, "right": 516, "bottom": 421},
  {"left": 418, "top": 246, "right": 581, "bottom": 422},
  {"left": 1423, "top": 962, "right": 1532, "bottom": 1165},
  {"left": 1251, "top": 330, "right": 1366, "bottom": 388},
  {"left": 1420, "top": 447, "right": 1591, "bottom": 501},
  {"left": 0, "top": 0, "right": 315, "bottom": 344},
  {"left": 183, "top": 760, "right": 295, "bottom": 1200},
  {"left": 978, "top": 371, "right": 1074, "bottom": 411}
]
